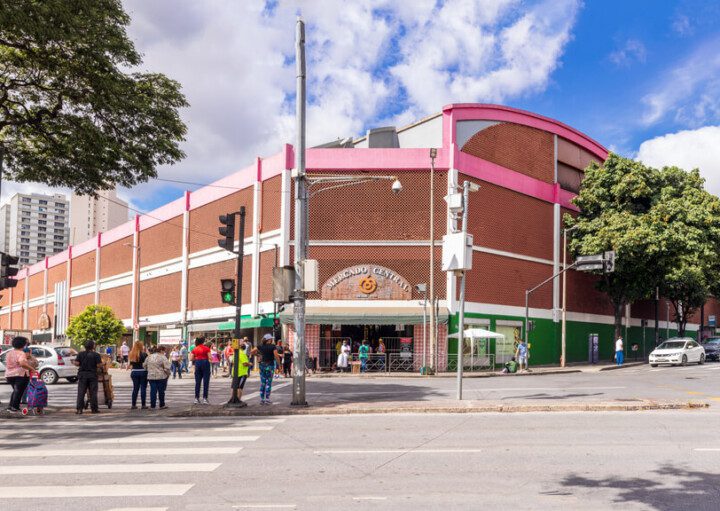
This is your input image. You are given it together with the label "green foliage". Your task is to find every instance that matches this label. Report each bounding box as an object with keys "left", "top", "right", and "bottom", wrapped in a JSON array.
[
  {"left": 0, "top": 0, "right": 187, "bottom": 194},
  {"left": 66, "top": 304, "right": 126, "bottom": 346}
]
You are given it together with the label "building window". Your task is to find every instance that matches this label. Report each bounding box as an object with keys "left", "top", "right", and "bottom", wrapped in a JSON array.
[
  {"left": 54, "top": 242, "right": 63, "bottom": 247},
  {"left": 38, "top": 227, "right": 46, "bottom": 232},
  {"left": 19, "top": 258, "right": 28, "bottom": 264},
  {"left": 21, "top": 238, "right": 29, "bottom": 243},
  {"left": 20, "top": 245, "right": 29, "bottom": 250},
  {"left": 39, "top": 213, "right": 47, "bottom": 219},
  {"left": 55, "top": 202, "right": 65, "bottom": 208},
  {"left": 20, "top": 231, "right": 29, "bottom": 236},
  {"left": 54, "top": 229, "right": 63, "bottom": 234},
  {"left": 20, "top": 251, "right": 29, "bottom": 257},
  {"left": 39, "top": 200, "right": 47, "bottom": 205},
  {"left": 22, "top": 198, "right": 31, "bottom": 203},
  {"left": 54, "top": 235, "right": 63, "bottom": 241},
  {"left": 38, "top": 220, "right": 47, "bottom": 225},
  {"left": 21, "top": 224, "right": 30, "bottom": 229},
  {"left": 53, "top": 222, "right": 63, "bottom": 227}
]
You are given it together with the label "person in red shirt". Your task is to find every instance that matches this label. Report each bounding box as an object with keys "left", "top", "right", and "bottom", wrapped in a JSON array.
[{"left": 190, "top": 337, "right": 212, "bottom": 404}]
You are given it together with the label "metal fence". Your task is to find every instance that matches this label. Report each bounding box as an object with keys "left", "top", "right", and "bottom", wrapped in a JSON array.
[{"left": 446, "top": 353, "right": 496, "bottom": 372}]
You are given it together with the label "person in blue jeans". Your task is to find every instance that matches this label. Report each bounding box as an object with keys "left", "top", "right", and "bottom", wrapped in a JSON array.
[
  {"left": 190, "top": 338, "right": 212, "bottom": 405},
  {"left": 615, "top": 337, "right": 624, "bottom": 366},
  {"left": 252, "top": 334, "right": 282, "bottom": 405},
  {"left": 359, "top": 340, "right": 370, "bottom": 372},
  {"left": 127, "top": 341, "right": 148, "bottom": 409}
]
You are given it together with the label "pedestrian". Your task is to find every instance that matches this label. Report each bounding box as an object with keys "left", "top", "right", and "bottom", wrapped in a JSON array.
[
  {"left": 210, "top": 343, "right": 221, "bottom": 377},
  {"left": 180, "top": 342, "right": 189, "bottom": 373},
  {"left": 275, "top": 340, "right": 283, "bottom": 378},
  {"left": 615, "top": 336, "right": 624, "bottom": 366},
  {"left": 188, "top": 340, "right": 196, "bottom": 370},
  {"left": 377, "top": 339, "right": 386, "bottom": 371},
  {"left": 232, "top": 339, "right": 251, "bottom": 404},
  {"left": 170, "top": 345, "right": 182, "bottom": 379},
  {"left": 282, "top": 343, "right": 292, "bottom": 377},
  {"left": 5, "top": 336, "right": 34, "bottom": 413},
  {"left": 105, "top": 344, "right": 113, "bottom": 360},
  {"left": 144, "top": 345, "right": 171, "bottom": 410},
  {"left": 515, "top": 338, "right": 529, "bottom": 372},
  {"left": 120, "top": 340, "right": 130, "bottom": 369},
  {"left": 252, "top": 333, "right": 281, "bottom": 405},
  {"left": 224, "top": 341, "right": 234, "bottom": 377},
  {"left": 359, "top": 340, "right": 370, "bottom": 373},
  {"left": 128, "top": 341, "right": 149, "bottom": 410},
  {"left": 190, "top": 337, "right": 212, "bottom": 404},
  {"left": 502, "top": 357, "right": 519, "bottom": 374},
  {"left": 73, "top": 340, "right": 102, "bottom": 414},
  {"left": 336, "top": 340, "right": 350, "bottom": 372}
]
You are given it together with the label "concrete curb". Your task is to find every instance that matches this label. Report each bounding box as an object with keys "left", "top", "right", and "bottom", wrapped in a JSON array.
[
  {"left": 598, "top": 362, "right": 646, "bottom": 371},
  {"left": 309, "top": 369, "right": 583, "bottom": 379}
]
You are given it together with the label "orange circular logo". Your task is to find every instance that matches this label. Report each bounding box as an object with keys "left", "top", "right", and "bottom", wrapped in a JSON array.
[{"left": 359, "top": 275, "right": 378, "bottom": 294}]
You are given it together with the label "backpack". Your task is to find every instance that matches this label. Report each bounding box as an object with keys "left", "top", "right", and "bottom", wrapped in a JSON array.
[{"left": 26, "top": 377, "right": 48, "bottom": 408}]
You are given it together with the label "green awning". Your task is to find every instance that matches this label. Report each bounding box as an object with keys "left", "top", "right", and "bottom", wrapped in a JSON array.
[
  {"left": 218, "top": 315, "right": 275, "bottom": 331},
  {"left": 279, "top": 305, "right": 448, "bottom": 325}
]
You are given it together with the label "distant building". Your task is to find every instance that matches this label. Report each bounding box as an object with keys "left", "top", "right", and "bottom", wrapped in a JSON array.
[
  {"left": 69, "top": 189, "right": 129, "bottom": 244},
  {"left": 0, "top": 193, "right": 70, "bottom": 265}
]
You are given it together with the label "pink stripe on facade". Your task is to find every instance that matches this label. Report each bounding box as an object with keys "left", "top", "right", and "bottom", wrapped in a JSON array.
[
  {"left": 306, "top": 147, "right": 450, "bottom": 171},
  {"left": 138, "top": 196, "right": 185, "bottom": 230}
]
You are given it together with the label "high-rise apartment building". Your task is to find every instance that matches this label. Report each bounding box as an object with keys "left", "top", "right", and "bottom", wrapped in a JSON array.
[
  {"left": 69, "top": 189, "right": 129, "bottom": 244},
  {"left": 0, "top": 193, "right": 70, "bottom": 265}
]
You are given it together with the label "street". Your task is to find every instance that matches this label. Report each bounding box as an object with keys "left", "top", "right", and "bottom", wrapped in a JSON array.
[{"left": 0, "top": 365, "right": 719, "bottom": 510}]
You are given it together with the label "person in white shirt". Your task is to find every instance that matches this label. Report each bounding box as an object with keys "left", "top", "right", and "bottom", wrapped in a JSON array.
[
  {"left": 615, "top": 337, "right": 624, "bottom": 366},
  {"left": 120, "top": 341, "right": 130, "bottom": 369}
]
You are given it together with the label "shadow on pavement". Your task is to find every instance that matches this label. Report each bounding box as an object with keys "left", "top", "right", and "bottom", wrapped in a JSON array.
[
  {"left": 560, "top": 465, "right": 720, "bottom": 511},
  {"left": 501, "top": 392, "right": 606, "bottom": 401}
]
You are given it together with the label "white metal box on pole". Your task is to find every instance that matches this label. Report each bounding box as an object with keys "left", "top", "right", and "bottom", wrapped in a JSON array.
[{"left": 441, "top": 232, "right": 473, "bottom": 272}]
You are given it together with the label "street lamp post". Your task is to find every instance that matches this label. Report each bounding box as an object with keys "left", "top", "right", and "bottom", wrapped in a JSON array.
[
  {"left": 561, "top": 224, "right": 579, "bottom": 367},
  {"left": 429, "top": 148, "right": 437, "bottom": 374}
]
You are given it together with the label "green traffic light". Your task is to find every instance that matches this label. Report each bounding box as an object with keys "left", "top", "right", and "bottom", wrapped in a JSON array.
[{"left": 222, "top": 291, "right": 234, "bottom": 304}]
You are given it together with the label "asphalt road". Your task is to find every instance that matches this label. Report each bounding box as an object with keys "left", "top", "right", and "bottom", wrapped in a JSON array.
[
  {"left": 2, "top": 362, "right": 720, "bottom": 410},
  {"left": 0, "top": 407, "right": 719, "bottom": 510}
]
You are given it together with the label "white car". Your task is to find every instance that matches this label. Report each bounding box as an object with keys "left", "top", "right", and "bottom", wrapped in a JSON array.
[
  {"left": 0, "top": 345, "right": 78, "bottom": 384},
  {"left": 649, "top": 338, "right": 705, "bottom": 367}
]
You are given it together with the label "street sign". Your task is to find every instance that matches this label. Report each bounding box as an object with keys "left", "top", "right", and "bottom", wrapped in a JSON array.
[
  {"left": 710, "top": 315, "right": 716, "bottom": 327},
  {"left": 576, "top": 254, "right": 604, "bottom": 264},
  {"left": 578, "top": 263, "right": 604, "bottom": 271}
]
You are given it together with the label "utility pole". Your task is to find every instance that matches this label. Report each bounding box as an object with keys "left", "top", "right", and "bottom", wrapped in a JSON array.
[
  {"left": 428, "top": 148, "right": 437, "bottom": 373},
  {"left": 456, "top": 181, "right": 471, "bottom": 400},
  {"left": 560, "top": 225, "right": 578, "bottom": 367},
  {"left": 292, "top": 17, "right": 308, "bottom": 406},
  {"left": 229, "top": 208, "right": 246, "bottom": 405}
]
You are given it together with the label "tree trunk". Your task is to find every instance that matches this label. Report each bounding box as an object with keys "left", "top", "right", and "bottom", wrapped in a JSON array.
[{"left": 613, "top": 300, "right": 624, "bottom": 345}]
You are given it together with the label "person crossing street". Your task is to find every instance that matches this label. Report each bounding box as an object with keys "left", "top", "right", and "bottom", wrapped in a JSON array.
[{"left": 252, "top": 334, "right": 282, "bottom": 405}]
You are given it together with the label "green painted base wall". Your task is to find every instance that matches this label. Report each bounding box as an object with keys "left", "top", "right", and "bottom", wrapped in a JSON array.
[{"left": 449, "top": 311, "right": 691, "bottom": 367}]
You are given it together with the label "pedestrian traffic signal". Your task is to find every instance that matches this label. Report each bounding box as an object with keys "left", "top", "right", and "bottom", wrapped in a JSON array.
[
  {"left": 0, "top": 253, "right": 19, "bottom": 290},
  {"left": 221, "top": 278, "right": 236, "bottom": 304},
  {"left": 604, "top": 250, "right": 616, "bottom": 273},
  {"left": 218, "top": 213, "right": 236, "bottom": 252}
]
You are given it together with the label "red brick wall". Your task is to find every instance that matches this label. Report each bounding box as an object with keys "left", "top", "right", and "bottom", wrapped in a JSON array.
[
  {"left": 140, "top": 219, "right": 183, "bottom": 267},
  {"left": 69, "top": 293, "right": 94, "bottom": 319},
  {"left": 47, "top": 264, "right": 66, "bottom": 291},
  {"left": 258, "top": 250, "right": 275, "bottom": 303},
  {"left": 462, "top": 122, "right": 555, "bottom": 183},
  {"left": 28, "top": 273, "right": 44, "bottom": 300},
  {"left": 139, "top": 274, "right": 181, "bottom": 316},
  {"left": 100, "top": 237, "right": 133, "bottom": 278},
  {"left": 189, "top": 188, "right": 254, "bottom": 253},
  {"left": 27, "top": 306, "right": 44, "bottom": 331},
  {"left": 261, "top": 175, "right": 282, "bottom": 233},
  {"left": 564, "top": 269, "right": 614, "bottom": 316},
  {"left": 187, "top": 256, "right": 252, "bottom": 311},
  {"left": 71, "top": 252, "right": 96, "bottom": 286},
  {"left": 99, "top": 285, "right": 132, "bottom": 320},
  {"left": 462, "top": 177, "right": 554, "bottom": 261},
  {"left": 308, "top": 170, "right": 446, "bottom": 241},
  {"left": 557, "top": 137, "right": 599, "bottom": 171},
  {"left": 11, "top": 310, "right": 23, "bottom": 329}
]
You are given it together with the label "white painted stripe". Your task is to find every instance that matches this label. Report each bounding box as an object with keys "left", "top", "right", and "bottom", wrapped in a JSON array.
[
  {"left": 315, "top": 449, "right": 483, "bottom": 454},
  {"left": 0, "top": 463, "right": 220, "bottom": 475},
  {"left": 91, "top": 435, "right": 259, "bottom": 444},
  {"left": 468, "top": 386, "right": 626, "bottom": 392},
  {"left": 106, "top": 508, "right": 168, "bottom": 511},
  {"left": 694, "top": 448, "right": 720, "bottom": 452},
  {"left": 0, "top": 447, "right": 241, "bottom": 458},
  {"left": 242, "top": 381, "right": 292, "bottom": 401},
  {"left": 232, "top": 506, "right": 296, "bottom": 509},
  {"left": 1, "top": 484, "right": 193, "bottom": 498},
  {"left": 353, "top": 497, "right": 387, "bottom": 501},
  {"left": 212, "top": 426, "right": 274, "bottom": 432}
]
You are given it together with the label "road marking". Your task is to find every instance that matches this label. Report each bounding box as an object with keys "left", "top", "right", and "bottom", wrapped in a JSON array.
[
  {"left": 242, "top": 381, "right": 292, "bottom": 401},
  {"left": 0, "top": 463, "right": 220, "bottom": 475},
  {"left": 212, "top": 426, "right": 274, "bottom": 432},
  {"left": 467, "top": 386, "right": 626, "bottom": 392},
  {"left": 105, "top": 508, "right": 168, "bottom": 511},
  {"left": 0, "top": 447, "right": 241, "bottom": 458},
  {"left": 686, "top": 391, "right": 704, "bottom": 395},
  {"left": 315, "top": 449, "right": 483, "bottom": 454},
  {"left": 91, "top": 435, "right": 259, "bottom": 444},
  {"left": 693, "top": 448, "right": 720, "bottom": 452},
  {"left": 1, "top": 484, "right": 193, "bottom": 498},
  {"left": 232, "top": 506, "right": 296, "bottom": 509},
  {"left": 353, "top": 497, "right": 387, "bottom": 501}
]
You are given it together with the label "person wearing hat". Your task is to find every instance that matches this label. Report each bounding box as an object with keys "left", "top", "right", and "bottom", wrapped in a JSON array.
[{"left": 251, "top": 334, "right": 282, "bottom": 405}]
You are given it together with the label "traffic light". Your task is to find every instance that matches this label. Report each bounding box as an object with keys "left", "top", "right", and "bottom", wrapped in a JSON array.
[
  {"left": 218, "top": 213, "right": 236, "bottom": 252},
  {"left": 0, "top": 253, "right": 19, "bottom": 290},
  {"left": 604, "top": 250, "right": 616, "bottom": 273},
  {"left": 221, "top": 278, "right": 235, "bottom": 305},
  {"left": 527, "top": 320, "right": 535, "bottom": 332}
]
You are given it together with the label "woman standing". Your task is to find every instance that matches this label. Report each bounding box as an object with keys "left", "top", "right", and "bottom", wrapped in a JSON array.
[
  {"left": 127, "top": 341, "right": 148, "bottom": 410},
  {"left": 336, "top": 340, "right": 350, "bottom": 373},
  {"left": 5, "top": 337, "right": 33, "bottom": 413},
  {"left": 170, "top": 345, "right": 182, "bottom": 379},
  {"left": 210, "top": 344, "right": 221, "bottom": 377},
  {"left": 190, "top": 337, "right": 212, "bottom": 404},
  {"left": 282, "top": 343, "right": 292, "bottom": 378},
  {"left": 144, "top": 345, "right": 171, "bottom": 409}
]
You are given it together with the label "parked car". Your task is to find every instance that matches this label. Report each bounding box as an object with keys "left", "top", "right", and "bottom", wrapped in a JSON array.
[
  {"left": 702, "top": 337, "right": 720, "bottom": 361},
  {"left": 649, "top": 338, "right": 705, "bottom": 367},
  {"left": 0, "top": 345, "right": 78, "bottom": 384}
]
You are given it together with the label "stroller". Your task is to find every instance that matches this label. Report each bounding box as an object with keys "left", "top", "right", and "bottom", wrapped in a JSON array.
[{"left": 22, "top": 376, "right": 48, "bottom": 415}]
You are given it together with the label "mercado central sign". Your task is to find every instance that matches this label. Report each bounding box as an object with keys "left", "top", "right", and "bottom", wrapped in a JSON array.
[{"left": 322, "top": 265, "right": 412, "bottom": 300}]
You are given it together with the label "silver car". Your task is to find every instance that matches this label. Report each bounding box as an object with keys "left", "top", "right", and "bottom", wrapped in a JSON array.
[{"left": 0, "top": 345, "right": 78, "bottom": 385}]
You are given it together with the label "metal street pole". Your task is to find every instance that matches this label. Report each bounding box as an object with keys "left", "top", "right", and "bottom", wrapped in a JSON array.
[
  {"left": 456, "top": 181, "right": 471, "bottom": 400},
  {"left": 292, "top": 17, "right": 308, "bottom": 406},
  {"left": 428, "top": 148, "right": 436, "bottom": 373},
  {"left": 666, "top": 301, "right": 670, "bottom": 339},
  {"left": 560, "top": 225, "right": 578, "bottom": 367},
  {"left": 228, "top": 207, "right": 246, "bottom": 405},
  {"left": 654, "top": 287, "right": 659, "bottom": 346}
]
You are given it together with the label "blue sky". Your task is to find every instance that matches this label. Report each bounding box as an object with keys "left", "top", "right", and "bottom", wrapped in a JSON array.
[{"left": 10, "top": 1, "right": 719, "bottom": 213}]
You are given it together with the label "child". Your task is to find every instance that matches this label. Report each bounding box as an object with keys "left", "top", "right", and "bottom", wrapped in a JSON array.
[
  {"left": 502, "top": 357, "right": 519, "bottom": 374},
  {"left": 24, "top": 356, "right": 48, "bottom": 415}
]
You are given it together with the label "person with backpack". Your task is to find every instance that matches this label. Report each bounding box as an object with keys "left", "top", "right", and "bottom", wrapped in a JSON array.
[
  {"left": 144, "top": 345, "right": 171, "bottom": 409},
  {"left": 73, "top": 340, "right": 103, "bottom": 414},
  {"left": 251, "top": 334, "right": 282, "bottom": 405},
  {"left": 25, "top": 357, "right": 48, "bottom": 415},
  {"left": 5, "top": 336, "right": 34, "bottom": 413}
]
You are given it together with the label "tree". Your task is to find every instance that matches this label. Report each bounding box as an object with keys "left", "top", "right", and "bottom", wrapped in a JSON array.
[
  {"left": 565, "top": 153, "right": 667, "bottom": 340},
  {"left": 0, "top": 0, "right": 187, "bottom": 194},
  {"left": 653, "top": 167, "right": 720, "bottom": 335},
  {"left": 66, "top": 304, "right": 126, "bottom": 347}
]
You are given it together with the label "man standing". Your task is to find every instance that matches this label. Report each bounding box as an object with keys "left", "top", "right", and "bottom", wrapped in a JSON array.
[
  {"left": 252, "top": 334, "right": 281, "bottom": 405},
  {"left": 120, "top": 340, "right": 129, "bottom": 369},
  {"left": 359, "top": 340, "right": 370, "bottom": 373},
  {"left": 232, "top": 340, "right": 251, "bottom": 406},
  {"left": 74, "top": 340, "right": 102, "bottom": 414},
  {"left": 615, "top": 336, "right": 624, "bottom": 366},
  {"left": 180, "top": 342, "right": 189, "bottom": 373},
  {"left": 515, "top": 339, "right": 529, "bottom": 372}
]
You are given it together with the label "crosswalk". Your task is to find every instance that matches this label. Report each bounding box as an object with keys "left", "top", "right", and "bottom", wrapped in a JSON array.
[{"left": 0, "top": 416, "right": 284, "bottom": 510}]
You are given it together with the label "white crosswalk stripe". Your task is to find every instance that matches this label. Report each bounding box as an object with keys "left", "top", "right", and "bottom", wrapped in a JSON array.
[{"left": 0, "top": 416, "right": 279, "bottom": 508}]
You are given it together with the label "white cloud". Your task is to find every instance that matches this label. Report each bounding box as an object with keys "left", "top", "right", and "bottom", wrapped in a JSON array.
[
  {"left": 636, "top": 126, "right": 720, "bottom": 196},
  {"left": 608, "top": 39, "right": 646, "bottom": 67},
  {"left": 671, "top": 14, "right": 692, "bottom": 36},
  {"left": 641, "top": 37, "right": 720, "bottom": 126}
]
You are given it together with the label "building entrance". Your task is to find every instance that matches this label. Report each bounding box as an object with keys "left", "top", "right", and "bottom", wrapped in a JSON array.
[{"left": 318, "top": 324, "right": 415, "bottom": 372}]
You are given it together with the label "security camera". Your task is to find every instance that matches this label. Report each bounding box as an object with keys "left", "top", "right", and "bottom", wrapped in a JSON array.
[{"left": 391, "top": 179, "right": 403, "bottom": 194}]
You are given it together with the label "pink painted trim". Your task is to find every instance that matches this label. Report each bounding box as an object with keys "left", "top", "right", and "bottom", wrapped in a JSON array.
[
  {"left": 71, "top": 237, "right": 98, "bottom": 258},
  {"left": 557, "top": 187, "right": 579, "bottom": 211},
  {"left": 256, "top": 157, "right": 262, "bottom": 182},
  {"left": 45, "top": 257, "right": 49, "bottom": 269},
  {"left": 284, "top": 144, "right": 294, "bottom": 170},
  {"left": 443, "top": 104, "right": 608, "bottom": 160},
  {"left": 306, "top": 148, "right": 450, "bottom": 171},
  {"left": 101, "top": 221, "right": 135, "bottom": 245},
  {"left": 260, "top": 148, "right": 291, "bottom": 181},
  {"left": 27, "top": 262, "right": 44, "bottom": 277},
  {"left": 135, "top": 214, "right": 140, "bottom": 232},
  {"left": 189, "top": 162, "right": 255, "bottom": 210},
  {"left": 185, "top": 190, "right": 191, "bottom": 211},
  {"left": 97, "top": 232, "right": 102, "bottom": 248},
  {"left": 455, "top": 149, "right": 580, "bottom": 211},
  {"left": 138, "top": 196, "right": 185, "bottom": 231},
  {"left": 47, "top": 251, "right": 68, "bottom": 267}
]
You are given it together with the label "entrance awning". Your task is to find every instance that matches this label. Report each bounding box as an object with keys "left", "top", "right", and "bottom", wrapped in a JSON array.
[
  {"left": 188, "top": 315, "right": 275, "bottom": 333},
  {"left": 279, "top": 305, "right": 448, "bottom": 325}
]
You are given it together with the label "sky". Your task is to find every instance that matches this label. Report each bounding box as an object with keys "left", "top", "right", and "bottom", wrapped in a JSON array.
[{"left": 4, "top": 0, "right": 720, "bottom": 213}]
